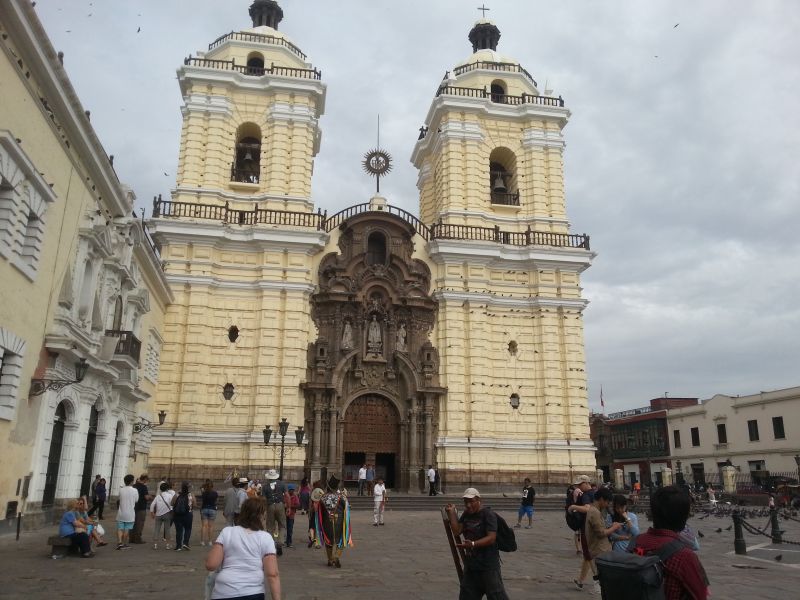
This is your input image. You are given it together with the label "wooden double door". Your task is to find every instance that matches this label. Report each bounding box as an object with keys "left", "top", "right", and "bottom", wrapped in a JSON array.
[{"left": 342, "top": 395, "right": 400, "bottom": 488}]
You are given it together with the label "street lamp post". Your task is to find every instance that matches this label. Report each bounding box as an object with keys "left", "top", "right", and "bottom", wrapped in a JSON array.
[{"left": 263, "top": 418, "right": 304, "bottom": 480}]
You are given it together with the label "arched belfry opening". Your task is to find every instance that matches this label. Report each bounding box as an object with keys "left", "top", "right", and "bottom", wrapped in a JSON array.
[
  {"left": 232, "top": 123, "right": 262, "bottom": 184},
  {"left": 301, "top": 212, "right": 445, "bottom": 491},
  {"left": 246, "top": 52, "right": 265, "bottom": 76},
  {"left": 489, "top": 147, "right": 519, "bottom": 206}
]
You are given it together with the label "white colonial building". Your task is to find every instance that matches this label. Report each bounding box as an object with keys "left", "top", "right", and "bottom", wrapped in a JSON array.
[{"left": 668, "top": 386, "right": 800, "bottom": 485}]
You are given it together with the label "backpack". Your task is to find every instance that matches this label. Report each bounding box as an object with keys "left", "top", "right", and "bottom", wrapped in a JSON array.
[
  {"left": 565, "top": 488, "right": 582, "bottom": 531},
  {"left": 595, "top": 539, "right": 685, "bottom": 600},
  {"left": 173, "top": 493, "right": 190, "bottom": 516},
  {"left": 483, "top": 508, "right": 517, "bottom": 552}
]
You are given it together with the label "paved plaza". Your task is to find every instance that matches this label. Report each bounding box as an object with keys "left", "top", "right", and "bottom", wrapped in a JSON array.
[{"left": 1, "top": 503, "right": 799, "bottom": 599}]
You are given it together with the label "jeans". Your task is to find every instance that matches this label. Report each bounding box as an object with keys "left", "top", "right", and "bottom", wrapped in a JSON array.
[
  {"left": 429, "top": 481, "right": 436, "bottom": 496},
  {"left": 358, "top": 479, "right": 366, "bottom": 495},
  {"left": 373, "top": 500, "right": 385, "bottom": 524},
  {"left": 286, "top": 517, "right": 294, "bottom": 546},
  {"left": 174, "top": 512, "right": 193, "bottom": 548},
  {"left": 153, "top": 513, "right": 173, "bottom": 543},
  {"left": 459, "top": 567, "right": 510, "bottom": 600}
]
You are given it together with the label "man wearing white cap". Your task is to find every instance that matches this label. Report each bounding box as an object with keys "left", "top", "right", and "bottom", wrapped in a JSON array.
[{"left": 445, "top": 487, "right": 510, "bottom": 600}]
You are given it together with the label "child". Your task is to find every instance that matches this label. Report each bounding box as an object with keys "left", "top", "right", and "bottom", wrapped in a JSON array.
[{"left": 284, "top": 485, "right": 301, "bottom": 548}]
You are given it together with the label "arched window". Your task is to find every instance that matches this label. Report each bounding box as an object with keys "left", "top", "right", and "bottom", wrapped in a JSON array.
[
  {"left": 490, "top": 80, "right": 507, "bottom": 103},
  {"left": 231, "top": 123, "right": 262, "bottom": 184},
  {"left": 366, "top": 232, "right": 387, "bottom": 265},
  {"left": 489, "top": 148, "right": 519, "bottom": 206},
  {"left": 246, "top": 52, "right": 265, "bottom": 76}
]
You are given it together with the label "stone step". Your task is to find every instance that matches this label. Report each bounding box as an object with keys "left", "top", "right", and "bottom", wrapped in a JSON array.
[{"left": 344, "top": 495, "right": 565, "bottom": 511}]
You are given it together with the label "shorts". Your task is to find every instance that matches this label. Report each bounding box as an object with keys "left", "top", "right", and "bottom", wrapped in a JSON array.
[
  {"left": 517, "top": 505, "right": 534, "bottom": 518},
  {"left": 201, "top": 508, "right": 217, "bottom": 521},
  {"left": 117, "top": 521, "right": 134, "bottom": 531}
]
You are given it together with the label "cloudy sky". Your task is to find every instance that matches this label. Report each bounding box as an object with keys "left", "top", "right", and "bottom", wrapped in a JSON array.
[{"left": 34, "top": 1, "right": 800, "bottom": 412}]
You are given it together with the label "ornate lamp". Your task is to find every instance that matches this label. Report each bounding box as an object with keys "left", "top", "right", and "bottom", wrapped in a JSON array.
[
  {"left": 133, "top": 409, "right": 167, "bottom": 434},
  {"left": 29, "top": 357, "right": 89, "bottom": 396}
]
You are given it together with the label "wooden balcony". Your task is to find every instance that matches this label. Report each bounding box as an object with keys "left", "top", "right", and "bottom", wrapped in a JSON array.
[{"left": 104, "top": 330, "right": 141, "bottom": 365}]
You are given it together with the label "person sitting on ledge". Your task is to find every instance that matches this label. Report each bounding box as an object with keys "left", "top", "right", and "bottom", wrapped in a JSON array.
[{"left": 59, "top": 499, "right": 94, "bottom": 558}]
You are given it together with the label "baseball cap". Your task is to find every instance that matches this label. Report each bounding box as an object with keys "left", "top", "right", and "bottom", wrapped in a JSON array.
[
  {"left": 573, "top": 475, "right": 591, "bottom": 485},
  {"left": 462, "top": 487, "right": 481, "bottom": 499}
]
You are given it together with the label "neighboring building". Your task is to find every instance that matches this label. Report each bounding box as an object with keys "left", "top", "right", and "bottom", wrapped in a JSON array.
[
  {"left": 668, "top": 386, "right": 800, "bottom": 487},
  {"left": 597, "top": 397, "right": 698, "bottom": 488},
  {"left": 590, "top": 412, "right": 612, "bottom": 482},
  {"left": 149, "top": 2, "right": 596, "bottom": 490},
  {"left": 0, "top": 0, "right": 171, "bottom": 530}
]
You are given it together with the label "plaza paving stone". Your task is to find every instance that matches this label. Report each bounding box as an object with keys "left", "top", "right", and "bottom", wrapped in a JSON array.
[{"left": 1, "top": 503, "right": 799, "bottom": 599}]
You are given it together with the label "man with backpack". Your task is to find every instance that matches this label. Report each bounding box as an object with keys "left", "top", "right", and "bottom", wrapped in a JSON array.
[
  {"left": 568, "top": 486, "right": 622, "bottom": 593},
  {"left": 598, "top": 485, "right": 709, "bottom": 599},
  {"left": 445, "top": 487, "right": 511, "bottom": 600}
]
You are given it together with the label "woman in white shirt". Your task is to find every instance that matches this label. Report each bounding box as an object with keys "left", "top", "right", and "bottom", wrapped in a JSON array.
[{"left": 205, "top": 497, "right": 282, "bottom": 600}]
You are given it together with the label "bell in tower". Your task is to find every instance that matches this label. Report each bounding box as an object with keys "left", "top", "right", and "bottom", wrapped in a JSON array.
[{"left": 249, "top": 0, "right": 284, "bottom": 29}]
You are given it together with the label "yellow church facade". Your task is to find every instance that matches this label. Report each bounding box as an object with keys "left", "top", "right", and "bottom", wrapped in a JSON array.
[{"left": 149, "top": 1, "right": 595, "bottom": 491}]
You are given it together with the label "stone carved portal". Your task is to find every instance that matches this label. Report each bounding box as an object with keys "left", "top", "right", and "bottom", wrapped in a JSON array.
[{"left": 301, "top": 212, "right": 445, "bottom": 491}]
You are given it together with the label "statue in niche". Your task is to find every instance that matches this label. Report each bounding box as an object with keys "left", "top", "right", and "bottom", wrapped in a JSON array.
[
  {"left": 396, "top": 323, "right": 407, "bottom": 352},
  {"left": 367, "top": 315, "right": 382, "bottom": 354},
  {"left": 341, "top": 320, "right": 354, "bottom": 350}
]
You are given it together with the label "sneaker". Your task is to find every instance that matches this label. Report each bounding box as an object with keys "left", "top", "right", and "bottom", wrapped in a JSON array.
[
  {"left": 379, "top": 522, "right": 384, "bottom": 526},
  {"left": 182, "top": 544, "right": 190, "bottom": 551},
  {"left": 373, "top": 523, "right": 378, "bottom": 527},
  {"left": 573, "top": 579, "right": 584, "bottom": 591},
  {"left": 525, "top": 525, "right": 532, "bottom": 529},
  {"left": 116, "top": 544, "right": 123, "bottom": 550},
  {"left": 175, "top": 547, "right": 182, "bottom": 552},
  {"left": 165, "top": 544, "right": 172, "bottom": 550},
  {"left": 121, "top": 544, "right": 131, "bottom": 550}
]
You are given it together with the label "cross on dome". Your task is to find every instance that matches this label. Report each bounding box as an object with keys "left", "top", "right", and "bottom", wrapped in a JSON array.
[{"left": 477, "top": 4, "right": 491, "bottom": 19}]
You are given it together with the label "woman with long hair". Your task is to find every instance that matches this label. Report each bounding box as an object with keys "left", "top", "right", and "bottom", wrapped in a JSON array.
[
  {"left": 205, "top": 497, "right": 281, "bottom": 600},
  {"left": 171, "top": 481, "right": 194, "bottom": 551}
]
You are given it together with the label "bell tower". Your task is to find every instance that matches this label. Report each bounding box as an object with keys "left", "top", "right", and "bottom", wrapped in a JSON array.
[
  {"left": 173, "top": 0, "right": 325, "bottom": 212},
  {"left": 412, "top": 19, "right": 568, "bottom": 234},
  {"left": 411, "top": 18, "right": 596, "bottom": 486}
]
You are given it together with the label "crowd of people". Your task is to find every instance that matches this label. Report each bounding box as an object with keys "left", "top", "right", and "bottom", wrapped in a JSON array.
[
  {"left": 57, "top": 469, "right": 714, "bottom": 599},
  {"left": 566, "top": 474, "right": 709, "bottom": 598}
]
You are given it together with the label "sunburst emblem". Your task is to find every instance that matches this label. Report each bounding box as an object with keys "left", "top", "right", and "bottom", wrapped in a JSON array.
[{"left": 362, "top": 148, "right": 392, "bottom": 193}]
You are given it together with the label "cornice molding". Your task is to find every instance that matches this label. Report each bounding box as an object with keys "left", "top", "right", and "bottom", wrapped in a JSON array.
[{"left": 427, "top": 239, "right": 595, "bottom": 271}]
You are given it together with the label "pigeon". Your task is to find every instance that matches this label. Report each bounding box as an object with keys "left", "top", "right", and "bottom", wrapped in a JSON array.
[
  {"left": 775, "top": 554, "right": 783, "bottom": 562},
  {"left": 725, "top": 525, "right": 732, "bottom": 531},
  {"left": 697, "top": 531, "right": 704, "bottom": 538},
  {"left": 674, "top": 23, "right": 679, "bottom": 28},
  {"left": 137, "top": 27, "right": 141, "bottom": 33},
  {"left": 715, "top": 528, "right": 722, "bottom": 533}
]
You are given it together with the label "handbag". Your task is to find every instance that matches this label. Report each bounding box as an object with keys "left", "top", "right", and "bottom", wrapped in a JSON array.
[{"left": 95, "top": 523, "right": 105, "bottom": 537}]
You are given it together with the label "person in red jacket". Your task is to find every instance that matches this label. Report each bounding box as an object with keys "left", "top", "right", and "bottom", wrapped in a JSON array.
[
  {"left": 635, "top": 486, "right": 709, "bottom": 600},
  {"left": 284, "top": 485, "right": 301, "bottom": 548}
]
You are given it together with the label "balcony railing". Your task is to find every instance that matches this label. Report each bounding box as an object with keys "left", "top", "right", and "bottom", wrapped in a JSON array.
[
  {"left": 208, "top": 31, "right": 308, "bottom": 61},
  {"left": 452, "top": 61, "right": 538, "bottom": 88},
  {"left": 105, "top": 330, "right": 141, "bottom": 364},
  {"left": 490, "top": 191, "right": 520, "bottom": 206},
  {"left": 184, "top": 57, "right": 322, "bottom": 80},
  {"left": 151, "top": 199, "right": 590, "bottom": 250},
  {"left": 436, "top": 85, "right": 564, "bottom": 107}
]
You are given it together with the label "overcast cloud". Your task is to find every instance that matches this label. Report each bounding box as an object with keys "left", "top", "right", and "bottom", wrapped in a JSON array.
[{"left": 33, "top": 1, "right": 800, "bottom": 412}]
